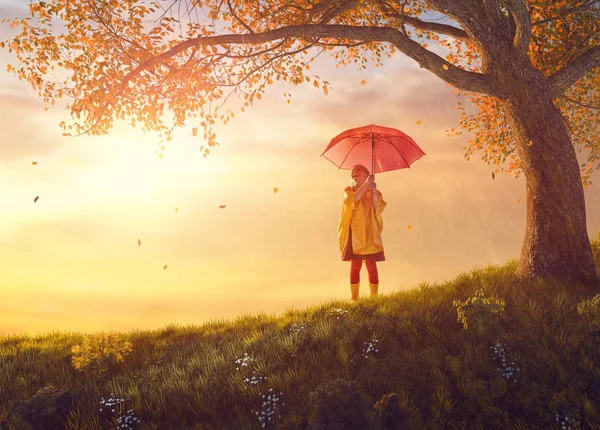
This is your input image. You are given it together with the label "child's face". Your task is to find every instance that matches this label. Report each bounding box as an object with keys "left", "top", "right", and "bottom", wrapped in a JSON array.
[{"left": 351, "top": 167, "right": 368, "bottom": 187}]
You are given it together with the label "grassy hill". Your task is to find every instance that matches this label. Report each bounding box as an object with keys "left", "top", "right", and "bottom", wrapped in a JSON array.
[{"left": 2, "top": 231, "right": 600, "bottom": 430}]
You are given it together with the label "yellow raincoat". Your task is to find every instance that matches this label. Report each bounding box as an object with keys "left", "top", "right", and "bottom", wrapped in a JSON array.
[{"left": 338, "top": 186, "right": 387, "bottom": 256}]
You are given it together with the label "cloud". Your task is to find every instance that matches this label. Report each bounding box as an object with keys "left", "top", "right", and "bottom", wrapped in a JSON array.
[
  {"left": 0, "top": 2, "right": 26, "bottom": 21},
  {"left": 301, "top": 65, "right": 462, "bottom": 134},
  {"left": 0, "top": 93, "right": 65, "bottom": 161}
]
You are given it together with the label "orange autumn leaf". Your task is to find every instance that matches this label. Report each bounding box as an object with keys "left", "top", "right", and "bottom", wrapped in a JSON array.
[
  {"left": 138, "top": 239, "right": 141, "bottom": 246},
  {"left": 219, "top": 205, "right": 227, "bottom": 208},
  {"left": 273, "top": 187, "right": 278, "bottom": 193},
  {"left": 517, "top": 198, "right": 522, "bottom": 203},
  {"left": 408, "top": 225, "right": 412, "bottom": 230},
  {"left": 360, "top": 79, "right": 366, "bottom": 85},
  {"left": 442, "top": 64, "right": 449, "bottom": 70},
  {"left": 32, "top": 161, "right": 38, "bottom": 165},
  {"left": 163, "top": 265, "right": 168, "bottom": 270},
  {"left": 416, "top": 121, "right": 421, "bottom": 125},
  {"left": 322, "top": 85, "right": 329, "bottom": 96},
  {"left": 33, "top": 196, "right": 39, "bottom": 203},
  {"left": 492, "top": 172, "right": 495, "bottom": 179},
  {"left": 175, "top": 207, "right": 178, "bottom": 212}
]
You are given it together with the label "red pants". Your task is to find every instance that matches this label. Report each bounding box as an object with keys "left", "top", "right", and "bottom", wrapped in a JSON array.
[{"left": 350, "top": 258, "right": 378, "bottom": 284}]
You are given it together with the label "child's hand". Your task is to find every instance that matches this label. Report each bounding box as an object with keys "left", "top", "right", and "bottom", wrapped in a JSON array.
[{"left": 367, "top": 174, "right": 375, "bottom": 185}]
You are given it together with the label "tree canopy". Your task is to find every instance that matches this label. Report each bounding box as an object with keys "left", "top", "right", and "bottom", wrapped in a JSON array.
[{"left": 1, "top": 0, "right": 599, "bottom": 181}]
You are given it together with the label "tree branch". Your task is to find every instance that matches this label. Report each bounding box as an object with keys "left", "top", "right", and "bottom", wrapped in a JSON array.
[
  {"left": 226, "top": 0, "right": 254, "bottom": 34},
  {"left": 116, "top": 24, "right": 507, "bottom": 100},
  {"left": 316, "top": 0, "right": 360, "bottom": 23},
  {"left": 305, "top": 0, "right": 353, "bottom": 23},
  {"left": 532, "top": 0, "right": 599, "bottom": 27},
  {"left": 385, "top": 13, "right": 469, "bottom": 40},
  {"left": 482, "top": 0, "right": 512, "bottom": 45},
  {"left": 567, "top": 28, "right": 598, "bottom": 64},
  {"left": 504, "top": 0, "right": 532, "bottom": 56},
  {"left": 548, "top": 45, "right": 600, "bottom": 98},
  {"left": 560, "top": 94, "right": 600, "bottom": 110},
  {"left": 425, "top": 0, "right": 489, "bottom": 42}
]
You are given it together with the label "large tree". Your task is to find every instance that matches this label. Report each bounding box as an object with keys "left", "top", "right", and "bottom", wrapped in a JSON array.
[{"left": 2, "top": 0, "right": 600, "bottom": 287}]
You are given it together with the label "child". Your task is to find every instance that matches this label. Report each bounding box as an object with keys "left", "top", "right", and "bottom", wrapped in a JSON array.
[{"left": 338, "top": 164, "right": 386, "bottom": 302}]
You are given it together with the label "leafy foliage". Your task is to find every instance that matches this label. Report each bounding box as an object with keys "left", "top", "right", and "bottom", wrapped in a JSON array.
[
  {"left": 71, "top": 333, "right": 133, "bottom": 376},
  {"left": 577, "top": 293, "right": 600, "bottom": 336},
  {"left": 373, "top": 392, "right": 421, "bottom": 430},
  {"left": 453, "top": 288, "right": 506, "bottom": 335},
  {"left": 1, "top": 0, "right": 598, "bottom": 181}
]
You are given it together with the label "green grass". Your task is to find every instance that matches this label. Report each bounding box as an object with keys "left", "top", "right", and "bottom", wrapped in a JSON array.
[{"left": 2, "top": 231, "right": 600, "bottom": 430}]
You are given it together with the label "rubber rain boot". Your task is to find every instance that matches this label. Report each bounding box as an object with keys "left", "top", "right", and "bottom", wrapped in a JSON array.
[
  {"left": 351, "top": 282, "right": 360, "bottom": 302},
  {"left": 369, "top": 283, "right": 378, "bottom": 297}
]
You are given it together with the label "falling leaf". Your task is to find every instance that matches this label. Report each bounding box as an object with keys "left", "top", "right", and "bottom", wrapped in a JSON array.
[
  {"left": 138, "top": 239, "right": 141, "bottom": 246},
  {"left": 219, "top": 205, "right": 227, "bottom": 209},
  {"left": 34, "top": 196, "right": 39, "bottom": 203},
  {"left": 163, "top": 265, "right": 168, "bottom": 270},
  {"left": 442, "top": 64, "right": 449, "bottom": 70},
  {"left": 175, "top": 207, "right": 179, "bottom": 212},
  {"left": 492, "top": 172, "right": 495, "bottom": 179},
  {"left": 32, "top": 161, "right": 38, "bottom": 165},
  {"left": 528, "top": 140, "right": 533, "bottom": 146},
  {"left": 360, "top": 79, "right": 366, "bottom": 85},
  {"left": 408, "top": 225, "right": 412, "bottom": 230},
  {"left": 273, "top": 187, "right": 278, "bottom": 193},
  {"left": 322, "top": 85, "right": 328, "bottom": 96},
  {"left": 416, "top": 121, "right": 421, "bottom": 125},
  {"left": 517, "top": 198, "right": 522, "bottom": 203}
]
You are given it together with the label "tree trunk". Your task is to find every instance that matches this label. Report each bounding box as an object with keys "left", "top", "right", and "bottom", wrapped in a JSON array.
[{"left": 500, "top": 59, "right": 599, "bottom": 288}]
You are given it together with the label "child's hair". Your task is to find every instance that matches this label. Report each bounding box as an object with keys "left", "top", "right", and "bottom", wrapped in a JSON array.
[{"left": 351, "top": 164, "right": 370, "bottom": 175}]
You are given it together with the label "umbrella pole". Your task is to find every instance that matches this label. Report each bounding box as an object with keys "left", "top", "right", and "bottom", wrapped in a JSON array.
[
  {"left": 371, "top": 133, "right": 377, "bottom": 211},
  {"left": 371, "top": 134, "right": 375, "bottom": 177}
]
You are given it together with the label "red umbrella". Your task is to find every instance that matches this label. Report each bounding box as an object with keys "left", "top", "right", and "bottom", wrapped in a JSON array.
[{"left": 321, "top": 123, "right": 426, "bottom": 175}]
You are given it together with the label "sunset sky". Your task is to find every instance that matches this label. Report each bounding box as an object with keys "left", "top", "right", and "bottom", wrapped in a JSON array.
[{"left": 1, "top": 2, "right": 599, "bottom": 336}]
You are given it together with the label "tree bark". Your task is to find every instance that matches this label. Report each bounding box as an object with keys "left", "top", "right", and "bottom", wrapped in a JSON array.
[{"left": 499, "top": 57, "right": 599, "bottom": 287}]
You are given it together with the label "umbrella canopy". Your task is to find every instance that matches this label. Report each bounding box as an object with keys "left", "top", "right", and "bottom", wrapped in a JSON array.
[{"left": 321, "top": 124, "right": 426, "bottom": 174}]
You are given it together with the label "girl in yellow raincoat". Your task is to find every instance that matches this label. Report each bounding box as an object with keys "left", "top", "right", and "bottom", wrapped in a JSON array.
[{"left": 338, "top": 164, "right": 386, "bottom": 302}]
